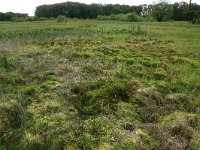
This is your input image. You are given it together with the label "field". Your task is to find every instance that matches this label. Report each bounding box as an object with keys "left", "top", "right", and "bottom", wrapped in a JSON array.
[{"left": 0, "top": 20, "right": 200, "bottom": 149}]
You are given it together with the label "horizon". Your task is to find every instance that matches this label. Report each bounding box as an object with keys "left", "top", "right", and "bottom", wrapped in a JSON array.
[{"left": 0, "top": 0, "right": 199, "bottom": 16}]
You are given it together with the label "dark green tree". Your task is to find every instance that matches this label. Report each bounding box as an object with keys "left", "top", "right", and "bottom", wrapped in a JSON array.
[
  {"left": 173, "top": 2, "right": 189, "bottom": 21},
  {"left": 35, "top": 2, "right": 143, "bottom": 19},
  {"left": 150, "top": 1, "right": 173, "bottom": 21},
  {"left": 0, "top": 12, "right": 28, "bottom": 21}
]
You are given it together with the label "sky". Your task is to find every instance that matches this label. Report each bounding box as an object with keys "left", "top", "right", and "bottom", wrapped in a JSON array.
[{"left": 0, "top": 0, "right": 199, "bottom": 16}]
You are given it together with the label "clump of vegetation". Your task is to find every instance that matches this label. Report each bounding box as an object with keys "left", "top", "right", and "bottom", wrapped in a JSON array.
[
  {"left": 56, "top": 15, "right": 67, "bottom": 22},
  {"left": 71, "top": 79, "right": 139, "bottom": 115}
]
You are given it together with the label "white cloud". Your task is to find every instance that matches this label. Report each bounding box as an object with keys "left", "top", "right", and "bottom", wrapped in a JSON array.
[{"left": 0, "top": 0, "right": 199, "bottom": 16}]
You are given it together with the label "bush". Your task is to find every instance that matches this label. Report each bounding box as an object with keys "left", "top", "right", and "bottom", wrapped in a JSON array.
[
  {"left": 126, "top": 13, "right": 140, "bottom": 22},
  {"left": 56, "top": 15, "right": 67, "bottom": 22}
]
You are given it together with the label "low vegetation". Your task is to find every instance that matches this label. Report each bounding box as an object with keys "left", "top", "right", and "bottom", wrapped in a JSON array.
[
  {"left": 0, "top": 19, "right": 200, "bottom": 149},
  {"left": 97, "top": 13, "right": 147, "bottom": 22}
]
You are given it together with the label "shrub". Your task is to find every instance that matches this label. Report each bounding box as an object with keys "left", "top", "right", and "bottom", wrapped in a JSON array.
[
  {"left": 126, "top": 13, "right": 140, "bottom": 22},
  {"left": 56, "top": 15, "right": 67, "bottom": 22}
]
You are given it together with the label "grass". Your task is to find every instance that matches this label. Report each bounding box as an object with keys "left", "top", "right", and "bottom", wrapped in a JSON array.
[{"left": 0, "top": 20, "right": 200, "bottom": 149}]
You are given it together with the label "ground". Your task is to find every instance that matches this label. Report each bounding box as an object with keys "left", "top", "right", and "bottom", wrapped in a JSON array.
[{"left": 0, "top": 20, "right": 200, "bottom": 149}]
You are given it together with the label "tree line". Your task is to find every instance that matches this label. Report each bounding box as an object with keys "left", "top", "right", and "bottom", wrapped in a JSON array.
[
  {"left": 35, "top": 1, "right": 199, "bottom": 23},
  {"left": 0, "top": 1, "right": 199, "bottom": 23},
  {"left": 35, "top": 2, "right": 142, "bottom": 19},
  {"left": 0, "top": 12, "right": 28, "bottom": 21}
]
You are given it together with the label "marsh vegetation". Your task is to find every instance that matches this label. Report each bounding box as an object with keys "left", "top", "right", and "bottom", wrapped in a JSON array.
[{"left": 0, "top": 20, "right": 200, "bottom": 149}]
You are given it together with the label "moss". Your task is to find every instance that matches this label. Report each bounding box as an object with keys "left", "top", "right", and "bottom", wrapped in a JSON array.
[
  {"left": 162, "top": 111, "right": 200, "bottom": 131},
  {"left": 20, "top": 131, "right": 41, "bottom": 149},
  {"left": 35, "top": 74, "right": 60, "bottom": 90},
  {"left": 131, "top": 86, "right": 167, "bottom": 123},
  {"left": 98, "top": 143, "right": 114, "bottom": 150},
  {"left": 135, "top": 129, "right": 161, "bottom": 149},
  {"left": 75, "top": 134, "right": 94, "bottom": 150},
  {"left": 0, "top": 111, "right": 9, "bottom": 136},
  {"left": 83, "top": 116, "right": 118, "bottom": 137},
  {"left": 19, "top": 85, "right": 37, "bottom": 96},
  {"left": 45, "top": 74, "right": 60, "bottom": 82},
  {"left": 110, "top": 129, "right": 141, "bottom": 150},
  {"left": 0, "top": 100, "right": 23, "bottom": 147},
  {"left": 190, "top": 133, "right": 200, "bottom": 150},
  {"left": 40, "top": 80, "right": 58, "bottom": 89},
  {"left": 165, "top": 93, "right": 199, "bottom": 112},
  {"left": 161, "top": 111, "right": 200, "bottom": 147},
  {"left": 0, "top": 73, "right": 20, "bottom": 86},
  {"left": 18, "top": 133, "right": 68, "bottom": 150},
  {"left": 72, "top": 79, "right": 137, "bottom": 115},
  {"left": 0, "top": 101, "right": 22, "bottom": 132},
  {"left": 116, "top": 102, "right": 137, "bottom": 122},
  {"left": 83, "top": 116, "right": 139, "bottom": 149}
]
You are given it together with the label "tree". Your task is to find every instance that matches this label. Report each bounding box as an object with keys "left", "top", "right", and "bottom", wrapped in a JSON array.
[
  {"left": 151, "top": 1, "right": 173, "bottom": 21},
  {"left": 190, "top": 3, "right": 200, "bottom": 23},
  {"left": 33, "top": 1, "right": 199, "bottom": 23},
  {"left": 173, "top": 2, "right": 189, "bottom": 21},
  {"left": 35, "top": 2, "right": 143, "bottom": 19},
  {"left": 0, "top": 12, "right": 28, "bottom": 21}
]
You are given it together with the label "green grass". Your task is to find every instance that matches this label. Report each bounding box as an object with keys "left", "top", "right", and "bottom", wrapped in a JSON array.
[{"left": 0, "top": 20, "right": 200, "bottom": 149}]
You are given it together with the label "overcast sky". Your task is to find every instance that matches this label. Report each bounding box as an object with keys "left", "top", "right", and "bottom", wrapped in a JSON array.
[{"left": 0, "top": 0, "right": 199, "bottom": 16}]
